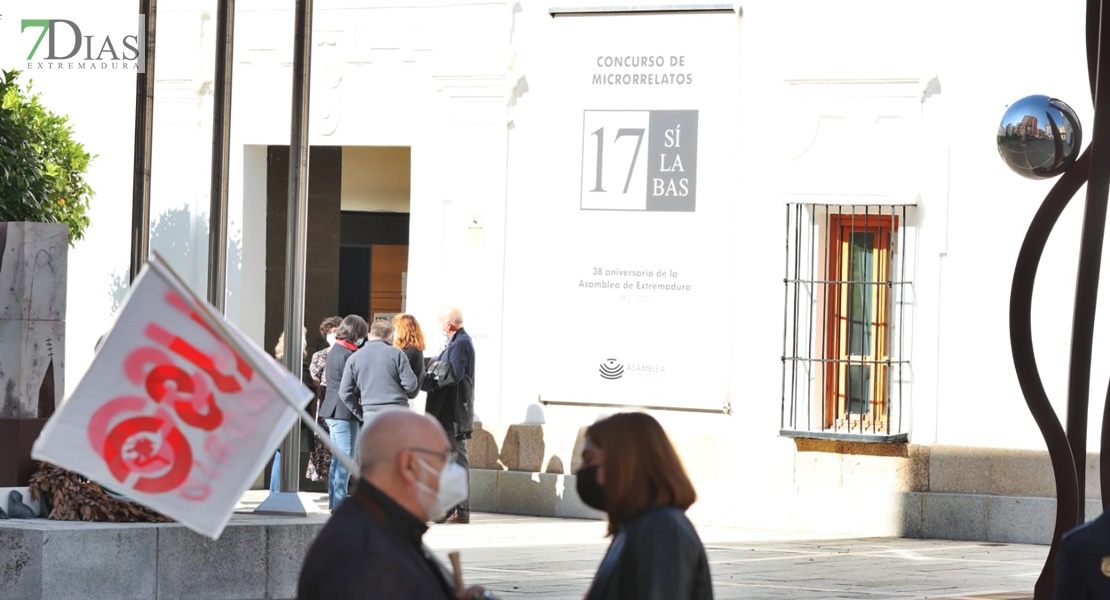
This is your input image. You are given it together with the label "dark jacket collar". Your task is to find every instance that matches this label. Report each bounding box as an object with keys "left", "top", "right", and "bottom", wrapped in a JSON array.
[{"left": 354, "top": 478, "right": 429, "bottom": 547}]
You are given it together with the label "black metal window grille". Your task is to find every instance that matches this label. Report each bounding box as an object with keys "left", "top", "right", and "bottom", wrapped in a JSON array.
[{"left": 780, "top": 203, "right": 914, "bottom": 442}]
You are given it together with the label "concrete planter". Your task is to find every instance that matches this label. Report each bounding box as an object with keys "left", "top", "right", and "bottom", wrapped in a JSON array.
[{"left": 0, "top": 222, "right": 67, "bottom": 486}]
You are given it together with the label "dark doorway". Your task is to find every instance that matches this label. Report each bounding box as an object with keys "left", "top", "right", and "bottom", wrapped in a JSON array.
[
  {"left": 264, "top": 145, "right": 341, "bottom": 354},
  {"left": 338, "top": 246, "right": 370, "bottom": 319},
  {"left": 338, "top": 211, "right": 410, "bottom": 320}
]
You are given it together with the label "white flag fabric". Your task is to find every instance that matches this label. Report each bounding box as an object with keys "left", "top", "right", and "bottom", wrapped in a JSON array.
[{"left": 32, "top": 255, "right": 313, "bottom": 539}]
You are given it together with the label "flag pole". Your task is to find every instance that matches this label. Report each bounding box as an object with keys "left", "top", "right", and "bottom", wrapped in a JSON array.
[
  {"left": 145, "top": 253, "right": 351, "bottom": 513},
  {"left": 279, "top": 394, "right": 359, "bottom": 478}
]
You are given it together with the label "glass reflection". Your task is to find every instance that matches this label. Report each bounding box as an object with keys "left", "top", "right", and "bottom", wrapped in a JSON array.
[{"left": 997, "top": 95, "right": 1082, "bottom": 179}]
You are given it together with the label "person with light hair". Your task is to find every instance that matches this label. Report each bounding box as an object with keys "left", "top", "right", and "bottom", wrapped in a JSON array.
[
  {"left": 423, "top": 306, "right": 476, "bottom": 524},
  {"left": 392, "top": 313, "right": 427, "bottom": 389}
]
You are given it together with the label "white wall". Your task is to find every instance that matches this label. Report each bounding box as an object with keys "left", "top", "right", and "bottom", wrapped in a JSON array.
[
  {"left": 33, "top": 69, "right": 134, "bottom": 399},
  {"left": 927, "top": 0, "right": 1093, "bottom": 450},
  {"left": 35, "top": 0, "right": 1110, "bottom": 462},
  {"left": 726, "top": 0, "right": 1096, "bottom": 453},
  {"left": 230, "top": 0, "right": 514, "bottom": 423}
]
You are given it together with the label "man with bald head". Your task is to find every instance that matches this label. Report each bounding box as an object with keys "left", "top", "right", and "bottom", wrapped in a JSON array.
[
  {"left": 297, "top": 409, "right": 489, "bottom": 599},
  {"left": 423, "top": 306, "right": 476, "bottom": 524}
]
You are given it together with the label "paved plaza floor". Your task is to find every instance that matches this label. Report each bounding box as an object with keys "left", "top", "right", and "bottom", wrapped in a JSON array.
[
  {"left": 426, "top": 514, "right": 1045, "bottom": 600},
  {"left": 239, "top": 491, "right": 1048, "bottom": 599}
]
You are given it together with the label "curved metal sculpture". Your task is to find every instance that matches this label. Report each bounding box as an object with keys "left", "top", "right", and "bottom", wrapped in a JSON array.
[{"left": 1005, "top": 2, "right": 1110, "bottom": 597}]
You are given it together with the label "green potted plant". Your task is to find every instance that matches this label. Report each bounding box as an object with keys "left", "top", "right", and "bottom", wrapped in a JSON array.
[
  {"left": 0, "top": 69, "right": 94, "bottom": 488},
  {"left": 0, "top": 69, "right": 94, "bottom": 243}
]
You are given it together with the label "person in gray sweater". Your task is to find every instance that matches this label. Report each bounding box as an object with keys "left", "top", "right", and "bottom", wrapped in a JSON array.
[{"left": 339, "top": 319, "right": 420, "bottom": 420}]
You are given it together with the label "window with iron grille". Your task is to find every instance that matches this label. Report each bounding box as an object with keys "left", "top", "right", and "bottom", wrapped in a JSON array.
[{"left": 781, "top": 203, "right": 914, "bottom": 442}]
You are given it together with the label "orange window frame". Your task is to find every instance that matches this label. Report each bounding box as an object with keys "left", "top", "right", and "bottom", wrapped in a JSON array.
[{"left": 824, "top": 213, "right": 897, "bottom": 430}]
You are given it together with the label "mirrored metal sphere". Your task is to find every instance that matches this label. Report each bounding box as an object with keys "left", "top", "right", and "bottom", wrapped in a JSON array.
[{"left": 997, "top": 95, "right": 1082, "bottom": 179}]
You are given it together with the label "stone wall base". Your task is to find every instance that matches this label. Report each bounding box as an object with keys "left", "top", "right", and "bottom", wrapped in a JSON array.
[
  {"left": 467, "top": 468, "right": 1086, "bottom": 545},
  {"left": 466, "top": 420, "right": 1105, "bottom": 545},
  {"left": 0, "top": 515, "right": 326, "bottom": 600}
]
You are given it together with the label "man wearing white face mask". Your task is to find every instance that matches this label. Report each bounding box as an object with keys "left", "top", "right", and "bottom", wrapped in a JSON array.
[
  {"left": 297, "top": 409, "right": 496, "bottom": 600},
  {"left": 423, "top": 306, "right": 476, "bottom": 524}
]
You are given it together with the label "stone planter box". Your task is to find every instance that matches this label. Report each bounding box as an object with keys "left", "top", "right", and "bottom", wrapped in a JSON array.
[
  {"left": 0, "top": 514, "right": 326, "bottom": 600},
  {"left": 0, "top": 222, "right": 67, "bottom": 486}
]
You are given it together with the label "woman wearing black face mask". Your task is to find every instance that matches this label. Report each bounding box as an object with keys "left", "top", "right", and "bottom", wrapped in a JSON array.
[{"left": 576, "top": 412, "right": 713, "bottom": 600}]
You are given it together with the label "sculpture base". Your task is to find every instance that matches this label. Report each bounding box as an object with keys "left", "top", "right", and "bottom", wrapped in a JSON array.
[{"left": 0, "top": 512, "right": 328, "bottom": 599}]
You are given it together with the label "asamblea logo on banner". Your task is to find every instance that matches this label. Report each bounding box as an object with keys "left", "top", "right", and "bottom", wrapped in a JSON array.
[
  {"left": 598, "top": 358, "right": 666, "bottom": 380},
  {"left": 14, "top": 14, "right": 145, "bottom": 72},
  {"left": 599, "top": 358, "right": 624, "bottom": 380}
]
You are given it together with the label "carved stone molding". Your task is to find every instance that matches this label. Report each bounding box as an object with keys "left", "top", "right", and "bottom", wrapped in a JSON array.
[{"left": 781, "top": 76, "right": 941, "bottom": 205}]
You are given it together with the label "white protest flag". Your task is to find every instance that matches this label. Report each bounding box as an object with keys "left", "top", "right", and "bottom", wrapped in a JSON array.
[{"left": 32, "top": 254, "right": 313, "bottom": 539}]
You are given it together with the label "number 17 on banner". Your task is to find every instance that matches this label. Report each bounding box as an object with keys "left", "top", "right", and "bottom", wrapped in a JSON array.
[{"left": 579, "top": 109, "right": 698, "bottom": 212}]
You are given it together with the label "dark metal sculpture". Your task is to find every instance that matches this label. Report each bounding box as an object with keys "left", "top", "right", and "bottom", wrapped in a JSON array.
[
  {"left": 7, "top": 490, "right": 35, "bottom": 519},
  {"left": 1003, "top": 2, "right": 1110, "bottom": 597}
]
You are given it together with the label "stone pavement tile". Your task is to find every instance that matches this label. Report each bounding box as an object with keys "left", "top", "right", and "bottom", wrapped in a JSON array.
[
  {"left": 714, "top": 579, "right": 914, "bottom": 600},
  {"left": 941, "top": 589, "right": 1035, "bottom": 599},
  {"left": 316, "top": 508, "right": 1049, "bottom": 599}
]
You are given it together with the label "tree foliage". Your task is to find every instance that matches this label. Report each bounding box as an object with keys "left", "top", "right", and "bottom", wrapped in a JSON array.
[{"left": 0, "top": 69, "right": 94, "bottom": 245}]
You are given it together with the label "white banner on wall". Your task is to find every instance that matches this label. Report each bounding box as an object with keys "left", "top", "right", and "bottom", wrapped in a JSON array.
[{"left": 528, "top": 8, "right": 740, "bottom": 411}]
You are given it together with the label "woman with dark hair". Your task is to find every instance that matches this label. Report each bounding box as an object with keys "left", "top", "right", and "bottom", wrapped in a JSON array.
[
  {"left": 306, "top": 316, "right": 343, "bottom": 483},
  {"left": 310, "top": 315, "right": 344, "bottom": 386},
  {"left": 319, "top": 314, "right": 369, "bottom": 509},
  {"left": 576, "top": 412, "right": 713, "bottom": 600},
  {"left": 391, "top": 313, "right": 426, "bottom": 389}
]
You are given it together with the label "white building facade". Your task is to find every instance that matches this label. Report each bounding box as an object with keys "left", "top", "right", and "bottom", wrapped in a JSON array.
[{"left": 29, "top": 0, "right": 1109, "bottom": 542}]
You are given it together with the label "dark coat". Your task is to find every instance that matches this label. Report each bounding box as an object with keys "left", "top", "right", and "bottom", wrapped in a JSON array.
[
  {"left": 424, "top": 328, "right": 475, "bottom": 440},
  {"left": 401, "top": 346, "right": 426, "bottom": 389},
  {"left": 1056, "top": 511, "right": 1110, "bottom": 600},
  {"left": 297, "top": 479, "right": 456, "bottom": 600},
  {"left": 319, "top": 343, "right": 358, "bottom": 420},
  {"left": 586, "top": 506, "right": 713, "bottom": 600}
]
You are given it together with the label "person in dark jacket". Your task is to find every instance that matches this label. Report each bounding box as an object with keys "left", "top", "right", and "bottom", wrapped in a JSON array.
[
  {"left": 319, "top": 314, "right": 368, "bottom": 510},
  {"left": 392, "top": 313, "right": 427, "bottom": 389},
  {"left": 1056, "top": 511, "right": 1110, "bottom": 599},
  {"left": 297, "top": 409, "right": 493, "bottom": 600},
  {"left": 424, "top": 306, "right": 475, "bottom": 524},
  {"left": 576, "top": 412, "right": 713, "bottom": 600}
]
